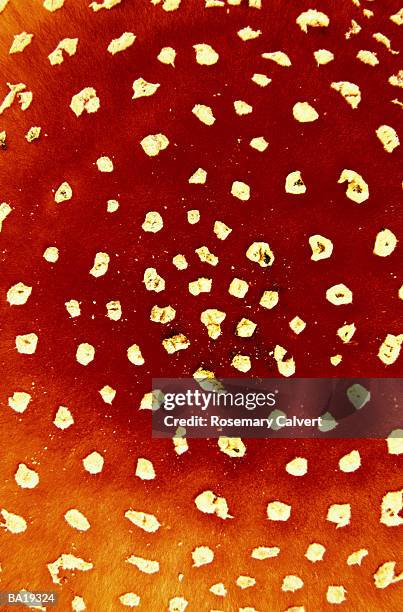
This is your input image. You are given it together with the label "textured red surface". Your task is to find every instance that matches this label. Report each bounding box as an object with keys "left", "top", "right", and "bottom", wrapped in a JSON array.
[{"left": 0, "top": 0, "right": 402, "bottom": 610}]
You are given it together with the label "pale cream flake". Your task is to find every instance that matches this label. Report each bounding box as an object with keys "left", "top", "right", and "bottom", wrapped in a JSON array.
[
  {"left": 314, "top": 49, "right": 334, "bottom": 65},
  {"left": 267, "top": 500, "right": 291, "bottom": 521},
  {"left": 357, "top": 50, "right": 379, "bottom": 66},
  {"left": 106, "top": 300, "right": 122, "bottom": 321},
  {"left": 18, "top": 90, "right": 33, "bottom": 111},
  {"left": 76, "top": 342, "right": 95, "bottom": 366},
  {"left": 286, "top": 457, "right": 307, "bottom": 476},
  {"left": 189, "top": 277, "right": 211, "bottom": 295},
  {"left": 126, "top": 555, "right": 159, "bottom": 574},
  {"left": 8, "top": 391, "right": 31, "bottom": 413},
  {"left": 0, "top": 83, "right": 26, "bottom": 115},
  {"left": 376, "top": 125, "right": 400, "bottom": 153},
  {"left": 53, "top": 406, "right": 74, "bottom": 429},
  {"left": 390, "top": 9, "right": 403, "bottom": 26},
  {"left": 55, "top": 181, "right": 72, "bottom": 203},
  {"left": 251, "top": 74, "right": 271, "bottom": 87},
  {"left": 250, "top": 136, "right": 268, "bottom": 151},
  {"left": 168, "top": 597, "right": 188, "bottom": 612},
  {"left": 9, "top": 32, "right": 33, "bottom": 55},
  {"left": 70, "top": 87, "right": 100, "bottom": 116},
  {"left": 99, "top": 385, "right": 116, "bottom": 404},
  {"left": 387, "top": 429, "right": 403, "bottom": 455},
  {"left": 89, "top": 0, "right": 122, "bottom": 11},
  {"left": 163, "top": 333, "right": 190, "bottom": 354},
  {"left": 246, "top": 242, "right": 274, "bottom": 267},
  {"left": 15, "top": 464, "right": 39, "bottom": 489},
  {"left": 107, "top": 199, "right": 119, "bottom": 212},
  {"left": 72, "top": 595, "right": 86, "bottom": 611},
  {"left": 229, "top": 278, "right": 249, "bottom": 298},
  {"left": 96, "top": 156, "right": 113, "bottom": 172},
  {"left": 388, "top": 70, "right": 403, "bottom": 88},
  {"left": 64, "top": 509, "right": 90, "bottom": 531},
  {"left": 327, "top": 503, "right": 351, "bottom": 528},
  {"left": 127, "top": 343, "right": 145, "bottom": 365},
  {"left": 374, "top": 562, "right": 403, "bottom": 589},
  {"left": 296, "top": 9, "right": 329, "bottom": 32},
  {"left": 236, "top": 318, "right": 256, "bottom": 338},
  {"left": 125, "top": 509, "right": 160, "bottom": 532},
  {"left": 173, "top": 431, "right": 188, "bottom": 455},
  {"left": 90, "top": 252, "right": 110, "bottom": 277},
  {"left": 0, "top": 130, "right": 6, "bottom": 147},
  {"left": 7, "top": 282, "right": 32, "bottom": 306},
  {"left": 234, "top": 100, "right": 253, "bottom": 115},
  {"left": 196, "top": 246, "right": 218, "bottom": 265},
  {"left": 345, "top": 19, "right": 361, "bottom": 39},
  {"left": 107, "top": 32, "right": 136, "bottom": 55},
  {"left": 273, "top": 345, "right": 295, "bottom": 377},
  {"left": 48, "top": 38, "right": 78, "bottom": 65},
  {"left": 214, "top": 220, "right": 232, "bottom": 239},
  {"left": 337, "top": 322, "right": 356, "bottom": 343},
  {"left": 153, "top": 0, "right": 181, "bottom": 12},
  {"left": 209, "top": 583, "right": 227, "bottom": 596},
  {"left": 150, "top": 305, "right": 176, "bottom": 324},
  {"left": 236, "top": 575, "right": 256, "bottom": 589},
  {"left": 142, "top": 211, "right": 163, "bottom": 233},
  {"left": 282, "top": 575, "right": 303, "bottom": 592},
  {"left": 158, "top": 47, "right": 176, "bottom": 66},
  {"left": 339, "top": 450, "right": 361, "bottom": 472},
  {"left": 305, "top": 543, "right": 325, "bottom": 562},
  {"left": 327, "top": 586, "right": 347, "bottom": 604},
  {"left": 135, "top": 458, "right": 155, "bottom": 480},
  {"left": 189, "top": 167, "right": 207, "bottom": 184},
  {"left": 237, "top": 26, "right": 261, "bottom": 41},
  {"left": 82, "top": 451, "right": 104, "bottom": 474},
  {"left": 309, "top": 234, "right": 333, "bottom": 260},
  {"left": 285, "top": 171, "right": 306, "bottom": 194},
  {"left": 289, "top": 316, "right": 306, "bottom": 335},
  {"left": 119, "top": 593, "right": 140, "bottom": 607},
  {"left": 0, "top": 0, "right": 9, "bottom": 12},
  {"left": 192, "top": 104, "right": 215, "bottom": 125},
  {"left": 231, "top": 180, "right": 250, "bottom": 201},
  {"left": 65, "top": 299, "right": 81, "bottom": 317},
  {"left": 201, "top": 309, "right": 226, "bottom": 339},
  {"left": 330, "top": 354, "right": 342, "bottom": 366},
  {"left": 331, "top": 82, "right": 361, "bottom": 109},
  {"left": 43, "top": 245, "right": 59, "bottom": 262},
  {"left": 378, "top": 333, "right": 403, "bottom": 365},
  {"left": 132, "top": 77, "right": 160, "bottom": 99},
  {"left": 193, "top": 43, "right": 219, "bottom": 65},
  {"left": 293, "top": 101, "right": 319, "bottom": 122},
  {"left": 260, "top": 290, "right": 279, "bottom": 309},
  {"left": 47, "top": 554, "right": 93, "bottom": 585},
  {"left": 262, "top": 51, "right": 291, "bottom": 66},
  {"left": 373, "top": 32, "right": 399, "bottom": 54},
  {"left": 338, "top": 169, "right": 369, "bottom": 203},
  {"left": 347, "top": 549, "right": 368, "bottom": 566},
  {"left": 319, "top": 413, "right": 338, "bottom": 432},
  {"left": 218, "top": 437, "right": 246, "bottom": 457},
  {"left": 26, "top": 126, "right": 41, "bottom": 142},
  {"left": 195, "top": 490, "right": 232, "bottom": 519},
  {"left": 251, "top": 546, "right": 280, "bottom": 560},
  {"left": 43, "top": 0, "right": 65, "bottom": 10},
  {"left": 0, "top": 509, "right": 27, "bottom": 534},
  {"left": 187, "top": 209, "right": 200, "bottom": 224},
  {"left": 16, "top": 333, "right": 38, "bottom": 355},
  {"left": 231, "top": 354, "right": 251, "bottom": 372},
  {"left": 144, "top": 267, "right": 165, "bottom": 292},
  {"left": 381, "top": 490, "right": 403, "bottom": 527},
  {"left": 140, "top": 133, "right": 169, "bottom": 156},
  {"left": 140, "top": 389, "right": 164, "bottom": 411},
  {"left": 192, "top": 546, "right": 214, "bottom": 567},
  {"left": 326, "top": 283, "right": 353, "bottom": 305}
]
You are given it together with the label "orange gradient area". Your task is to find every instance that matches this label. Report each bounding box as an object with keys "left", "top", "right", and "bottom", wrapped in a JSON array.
[{"left": 0, "top": 0, "right": 402, "bottom": 610}]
